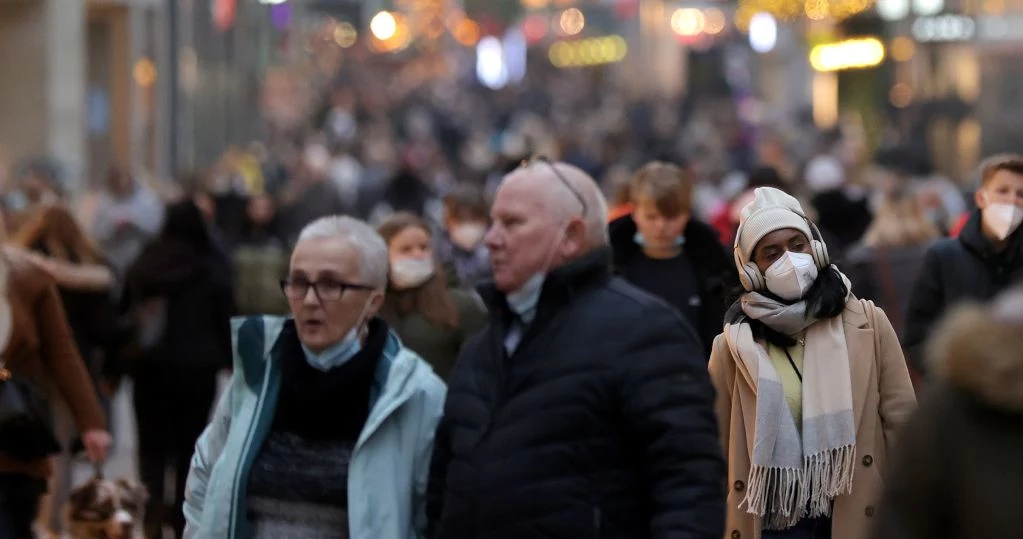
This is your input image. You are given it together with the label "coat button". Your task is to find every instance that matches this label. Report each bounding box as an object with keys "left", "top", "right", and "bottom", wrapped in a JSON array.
[
  {"left": 731, "top": 531, "right": 741, "bottom": 539},
  {"left": 865, "top": 506, "right": 875, "bottom": 517},
  {"left": 862, "top": 455, "right": 873, "bottom": 467},
  {"left": 734, "top": 480, "right": 745, "bottom": 492}
]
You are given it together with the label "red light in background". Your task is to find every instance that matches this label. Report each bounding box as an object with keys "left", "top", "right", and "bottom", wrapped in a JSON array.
[{"left": 523, "top": 14, "right": 549, "bottom": 44}]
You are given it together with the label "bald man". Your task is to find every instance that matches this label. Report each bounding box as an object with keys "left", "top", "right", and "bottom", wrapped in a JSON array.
[{"left": 427, "top": 160, "right": 725, "bottom": 539}]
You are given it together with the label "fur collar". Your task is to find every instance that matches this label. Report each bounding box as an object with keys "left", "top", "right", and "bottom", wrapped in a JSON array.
[{"left": 929, "top": 304, "right": 1023, "bottom": 412}]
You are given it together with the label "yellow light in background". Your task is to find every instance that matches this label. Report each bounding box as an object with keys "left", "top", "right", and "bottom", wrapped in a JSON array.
[
  {"left": 453, "top": 18, "right": 481, "bottom": 46},
  {"left": 369, "top": 13, "right": 411, "bottom": 53},
  {"left": 548, "top": 35, "right": 628, "bottom": 68},
  {"left": 983, "top": 0, "right": 1004, "bottom": 13},
  {"left": 890, "top": 36, "right": 915, "bottom": 61},
  {"left": 809, "top": 37, "right": 885, "bottom": 71},
  {"left": 370, "top": 11, "right": 398, "bottom": 40},
  {"left": 805, "top": 0, "right": 831, "bottom": 20},
  {"left": 334, "top": 22, "right": 358, "bottom": 48},
  {"left": 703, "top": 8, "right": 727, "bottom": 34},
  {"left": 671, "top": 8, "right": 706, "bottom": 36},
  {"left": 812, "top": 71, "right": 838, "bottom": 128},
  {"left": 889, "top": 82, "right": 914, "bottom": 107},
  {"left": 133, "top": 58, "right": 157, "bottom": 88},
  {"left": 559, "top": 8, "right": 586, "bottom": 35},
  {"left": 521, "top": 0, "right": 550, "bottom": 9}
]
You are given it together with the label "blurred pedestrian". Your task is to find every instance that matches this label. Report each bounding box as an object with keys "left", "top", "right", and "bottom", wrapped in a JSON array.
[
  {"left": 0, "top": 220, "right": 111, "bottom": 538},
  {"left": 378, "top": 212, "right": 487, "bottom": 380},
  {"left": 434, "top": 184, "right": 491, "bottom": 289},
  {"left": 609, "top": 161, "right": 737, "bottom": 357},
  {"left": 904, "top": 154, "right": 1023, "bottom": 375},
  {"left": 91, "top": 167, "right": 164, "bottom": 287},
  {"left": 709, "top": 187, "right": 916, "bottom": 539},
  {"left": 428, "top": 159, "right": 724, "bottom": 538},
  {"left": 125, "top": 200, "right": 235, "bottom": 539},
  {"left": 234, "top": 193, "right": 289, "bottom": 316},
  {"left": 873, "top": 285, "right": 1023, "bottom": 539},
  {"left": 184, "top": 216, "right": 445, "bottom": 538}
]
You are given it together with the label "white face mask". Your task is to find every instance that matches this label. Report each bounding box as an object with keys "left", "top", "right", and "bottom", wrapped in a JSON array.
[
  {"left": 982, "top": 202, "right": 1023, "bottom": 241},
  {"left": 391, "top": 258, "right": 435, "bottom": 290},
  {"left": 450, "top": 223, "right": 487, "bottom": 251},
  {"left": 765, "top": 251, "right": 819, "bottom": 302}
]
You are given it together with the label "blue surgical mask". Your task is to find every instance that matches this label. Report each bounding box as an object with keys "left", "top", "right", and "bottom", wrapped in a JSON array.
[
  {"left": 633, "top": 232, "right": 685, "bottom": 248},
  {"left": 506, "top": 273, "right": 545, "bottom": 324},
  {"left": 301, "top": 299, "right": 372, "bottom": 372}
]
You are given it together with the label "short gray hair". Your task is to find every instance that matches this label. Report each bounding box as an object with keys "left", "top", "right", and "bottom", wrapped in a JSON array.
[{"left": 297, "top": 215, "right": 389, "bottom": 288}]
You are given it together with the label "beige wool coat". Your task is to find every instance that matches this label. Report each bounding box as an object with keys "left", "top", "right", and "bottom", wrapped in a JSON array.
[{"left": 708, "top": 298, "right": 917, "bottom": 539}]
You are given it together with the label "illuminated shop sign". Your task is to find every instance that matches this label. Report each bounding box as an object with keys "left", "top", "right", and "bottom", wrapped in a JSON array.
[
  {"left": 911, "top": 14, "right": 976, "bottom": 42},
  {"left": 810, "top": 37, "right": 885, "bottom": 72}
]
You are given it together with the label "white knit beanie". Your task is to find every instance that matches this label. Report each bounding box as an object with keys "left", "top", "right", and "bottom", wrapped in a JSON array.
[{"left": 735, "top": 187, "right": 813, "bottom": 265}]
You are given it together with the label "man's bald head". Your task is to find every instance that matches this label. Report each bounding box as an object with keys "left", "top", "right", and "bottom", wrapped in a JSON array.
[{"left": 502, "top": 161, "right": 609, "bottom": 247}]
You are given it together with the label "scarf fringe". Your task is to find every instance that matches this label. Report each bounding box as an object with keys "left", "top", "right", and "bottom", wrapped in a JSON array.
[{"left": 743, "top": 445, "right": 857, "bottom": 531}]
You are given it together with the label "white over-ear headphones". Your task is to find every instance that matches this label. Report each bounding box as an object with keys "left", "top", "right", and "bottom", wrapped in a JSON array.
[{"left": 733, "top": 208, "right": 830, "bottom": 292}]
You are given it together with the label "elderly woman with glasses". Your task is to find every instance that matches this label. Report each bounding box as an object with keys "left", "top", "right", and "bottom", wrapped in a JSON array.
[{"left": 183, "top": 216, "right": 446, "bottom": 539}]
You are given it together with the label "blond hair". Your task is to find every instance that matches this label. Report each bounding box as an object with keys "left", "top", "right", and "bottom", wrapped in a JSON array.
[
  {"left": 629, "top": 161, "right": 693, "bottom": 217},
  {"left": 862, "top": 193, "right": 939, "bottom": 248}
]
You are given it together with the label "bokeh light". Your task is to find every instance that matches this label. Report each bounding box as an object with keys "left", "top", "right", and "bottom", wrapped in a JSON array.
[
  {"left": 370, "top": 11, "right": 398, "bottom": 41},
  {"left": 558, "top": 8, "right": 586, "bottom": 36}
]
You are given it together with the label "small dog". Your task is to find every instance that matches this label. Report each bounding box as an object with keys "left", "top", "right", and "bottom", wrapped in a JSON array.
[{"left": 65, "top": 476, "right": 147, "bottom": 539}]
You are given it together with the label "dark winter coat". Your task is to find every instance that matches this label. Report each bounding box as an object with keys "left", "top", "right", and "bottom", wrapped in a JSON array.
[
  {"left": 873, "top": 300, "right": 1023, "bottom": 539},
  {"left": 608, "top": 215, "right": 738, "bottom": 357},
  {"left": 903, "top": 210, "right": 1023, "bottom": 373},
  {"left": 426, "top": 247, "right": 726, "bottom": 539}
]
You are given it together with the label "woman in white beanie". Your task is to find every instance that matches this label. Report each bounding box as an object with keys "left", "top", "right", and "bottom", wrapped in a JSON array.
[{"left": 708, "top": 187, "right": 917, "bottom": 539}]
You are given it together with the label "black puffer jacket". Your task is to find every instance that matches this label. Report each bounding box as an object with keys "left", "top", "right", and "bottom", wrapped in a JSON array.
[
  {"left": 608, "top": 215, "right": 737, "bottom": 357},
  {"left": 427, "top": 248, "right": 725, "bottom": 539},
  {"left": 904, "top": 210, "right": 1023, "bottom": 373}
]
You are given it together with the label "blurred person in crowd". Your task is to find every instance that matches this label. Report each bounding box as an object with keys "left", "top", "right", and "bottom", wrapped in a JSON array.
[
  {"left": 709, "top": 187, "right": 916, "bottom": 539},
  {"left": 3, "top": 159, "right": 65, "bottom": 233},
  {"left": 873, "top": 285, "right": 1023, "bottom": 539},
  {"left": 434, "top": 184, "right": 491, "bottom": 289},
  {"left": 609, "top": 161, "right": 737, "bottom": 357},
  {"left": 845, "top": 188, "right": 939, "bottom": 343},
  {"left": 0, "top": 216, "right": 111, "bottom": 538},
  {"left": 371, "top": 167, "right": 440, "bottom": 225},
  {"left": 377, "top": 212, "right": 487, "bottom": 379},
  {"left": 11, "top": 205, "right": 120, "bottom": 532},
  {"left": 184, "top": 216, "right": 445, "bottom": 538},
  {"left": 805, "top": 154, "right": 873, "bottom": 257},
  {"left": 710, "top": 166, "right": 786, "bottom": 247},
  {"left": 905, "top": 154, "right": 1023, "bottom": 375},
  {"left": 124, "top": 200, "right": 235, "bottom": 539},
  {"left": 278, "top": 140, "right": 348, "bottom": 246},
  {"left": 234, "top": 192, "right": 290, "bottom": 316},
  {"left": 427, "top": 159, "right": 724, "bottom": 538},
  {"left": 91, "top": 166, "right": 164, "bottom": 286},
  {"left": 604, "top": 163, "right": 634, "bottom": 222}
]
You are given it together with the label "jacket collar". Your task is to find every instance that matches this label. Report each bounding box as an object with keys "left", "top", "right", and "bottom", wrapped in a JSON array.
[
  {"left": 958, "top": 209, "right": 1023, "bottom": 263},
  {"left": 476, "top": 247, "right": 612, "bottom": 319},
  {"left": 607, "top": 213, "right": 724, "bottom": 270}
]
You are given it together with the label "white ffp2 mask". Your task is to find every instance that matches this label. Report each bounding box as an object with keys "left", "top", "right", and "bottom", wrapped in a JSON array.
[
  {"left": 982, "top": 203, "right": 1023, "bottom": 241},
  {"left": 765, "top": 251, "right": 819, "bottom": 301}
]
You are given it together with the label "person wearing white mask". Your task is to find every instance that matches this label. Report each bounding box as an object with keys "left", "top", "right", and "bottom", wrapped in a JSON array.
[
  {"left": 377, "top": 212, "right": 487, "bottom": 380},
  {"left": 709, "top": 186, "right": 916, "bottom": 539},
  {"left": 435, "top": 184, "right": 492, "bottom": 289},
  {"left": 427, "top": 158, "right": 725, "bottom": 539},
  {"left": 183, "top": 215, "right": 445, "bottom": 539},
  {"left": 905, "top": 153, "right": 1023, "bottom": 376}
]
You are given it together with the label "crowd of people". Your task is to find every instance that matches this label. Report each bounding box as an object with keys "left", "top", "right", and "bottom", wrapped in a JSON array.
[{"left": 0, "top": 72, "right": 1020, "bottom": 539}]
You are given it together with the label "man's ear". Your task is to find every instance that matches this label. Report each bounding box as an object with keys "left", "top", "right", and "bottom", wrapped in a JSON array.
[
  {"left": 975, "top": 188, "right": 988, "bottom": 210},
  {"left": 367, "top": 289, "right": 386, "bottom": 319},
  {"left": 562, "top": 217, "right": 588, "bottom": 256}
]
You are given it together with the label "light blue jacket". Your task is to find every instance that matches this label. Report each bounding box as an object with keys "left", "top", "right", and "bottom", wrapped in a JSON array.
[{"left": 183, "top": 316, "right": 446, "bottom": 539}]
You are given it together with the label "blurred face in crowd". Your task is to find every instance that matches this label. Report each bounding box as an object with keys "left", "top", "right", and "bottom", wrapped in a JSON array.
[
  {"left": 287, "top": 237, "right": 382, "bottom": 353},
  {"left": 633, "top": 196, "right": 688, "bottom": 257},
  {"left": 247, "top": 194, "right": 276, "bottom": 226},
  {"left": 752, "top": 228, "right": 813, "bottom": 274},
  {"left": 388, "top": 225, "right": 432, "bottom": 265},
  {"left": 485, "top": 167, "right": 585, "bottom": 293},
  {"left": 20, "top": 172, "right": 57, "bottom": 206},
  {"left": 978, "top": 168, "right": 1023, "bottom": 211}
]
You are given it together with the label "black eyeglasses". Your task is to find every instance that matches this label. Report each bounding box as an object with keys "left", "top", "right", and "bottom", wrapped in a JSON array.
[
  {"left": 280, "top": 278, "right": 374, "bottom": 302},
  {"left": 521, "top": 155, "right": 588, "bottom": 217}
]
